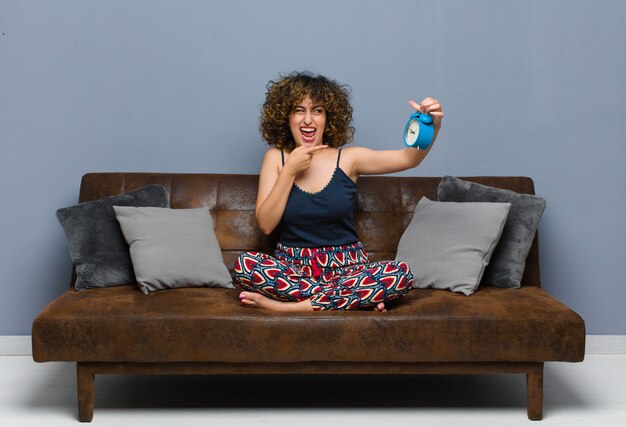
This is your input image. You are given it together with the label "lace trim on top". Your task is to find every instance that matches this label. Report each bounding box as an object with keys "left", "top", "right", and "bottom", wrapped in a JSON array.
[{"left": 294, "top": 168, "right": 339, "bottom": 196}]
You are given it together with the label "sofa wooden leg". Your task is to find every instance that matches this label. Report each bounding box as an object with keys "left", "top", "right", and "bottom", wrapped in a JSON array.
[
  {"left": 77, "top": 363, "right": 94, "bottom": 422},
  {"left": 526, "top": 364, "right": 544, "bottom": 421}
]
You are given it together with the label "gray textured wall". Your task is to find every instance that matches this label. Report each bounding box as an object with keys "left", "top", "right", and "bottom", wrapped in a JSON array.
[{"left": 1, "top": 0, "right": 624, "bottom": 334}]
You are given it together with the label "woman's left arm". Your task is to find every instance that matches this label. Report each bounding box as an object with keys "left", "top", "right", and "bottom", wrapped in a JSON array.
[{"left": 350, "top": 98, "right": 443, "bottom": 176}]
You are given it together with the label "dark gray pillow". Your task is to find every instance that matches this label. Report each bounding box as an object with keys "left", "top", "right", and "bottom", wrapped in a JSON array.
[
  {"left": 56, "top": 185, "right": 170, "bottom": 290},
  {"left": 437, "top": 176, "right": 546, "bottom": 289},
  {"left": 113, "top": 206, "right": 234, "bottom": 294}
]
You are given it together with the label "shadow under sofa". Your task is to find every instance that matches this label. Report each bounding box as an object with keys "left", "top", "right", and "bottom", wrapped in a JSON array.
[{"left": 31, "top": 172, "right": 586, "bottom": 422}]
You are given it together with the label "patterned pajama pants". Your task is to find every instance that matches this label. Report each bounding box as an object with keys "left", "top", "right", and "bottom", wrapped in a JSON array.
[{"left": 233, "top": 242, "right": 413, "bottom": 311}]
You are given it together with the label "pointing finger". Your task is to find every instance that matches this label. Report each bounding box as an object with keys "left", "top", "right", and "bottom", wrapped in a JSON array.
[{"left": 409, "top": 99, "right": 423, "bottom": 112}]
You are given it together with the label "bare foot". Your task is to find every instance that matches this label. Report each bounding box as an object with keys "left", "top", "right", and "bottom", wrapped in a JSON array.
[
  {"left": 376, "top": 302, "right": 387, "bottom": 312},
  {"left": 239, "top": 292, "right": 314, "bottom": 312}
]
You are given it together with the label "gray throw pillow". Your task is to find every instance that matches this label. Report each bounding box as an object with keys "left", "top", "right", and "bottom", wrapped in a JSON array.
[
  {"left": 56, "top": 185, "right": 169, "bottom": 290},
  {"left": 437, "top": 176, "right": 546, "bottom": 289},
  {"left": 113, "top": 206, "right": 234, "bottom": 294},
  {"left": 396, "top": 197, "right": 511, "bottom": 296}
]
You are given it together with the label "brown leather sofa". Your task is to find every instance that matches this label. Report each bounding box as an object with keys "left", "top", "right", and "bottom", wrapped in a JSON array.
[{"left": 32, "top": 173, "right": 585, "bottom": 422}]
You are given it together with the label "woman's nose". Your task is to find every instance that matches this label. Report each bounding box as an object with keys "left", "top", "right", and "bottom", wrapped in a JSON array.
[{"left": 303, "top": 111, "right": 313, "bottom": 124}]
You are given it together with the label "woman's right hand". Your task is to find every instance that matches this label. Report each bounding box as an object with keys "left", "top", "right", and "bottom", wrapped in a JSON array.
[{"left": 283, "top": 145, "right": 328, "bottom": 176}]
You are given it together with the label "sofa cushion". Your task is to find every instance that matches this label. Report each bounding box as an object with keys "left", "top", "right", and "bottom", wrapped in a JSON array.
[
  {"left": 113, "top": 206, "right": 234, "bottom": 294},
  {"left": 437, "top": 176, "right": 547, "bottom": 289},
  {"left": 56, "top": 185, "right": 170, "bottom": 290},
  {"left": 396, "top": 197, "right": 511, "bottom": 295},
  {"left": 32, "top": 285, "right": 585, "bottom": 364}
]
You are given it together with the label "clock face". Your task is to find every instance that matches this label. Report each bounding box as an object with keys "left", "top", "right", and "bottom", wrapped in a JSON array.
[{"left": 406, "top": 119, "right": 420, "bottom": 145}]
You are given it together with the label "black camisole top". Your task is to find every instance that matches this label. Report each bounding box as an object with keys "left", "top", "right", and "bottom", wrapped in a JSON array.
[{"left": 279, "top": 148, "right": 359, "bottom": 247}]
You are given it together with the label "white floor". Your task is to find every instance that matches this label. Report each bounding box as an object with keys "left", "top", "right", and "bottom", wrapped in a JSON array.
[{"left": 1, "top": 351, "right": 625, "bottom": 426}]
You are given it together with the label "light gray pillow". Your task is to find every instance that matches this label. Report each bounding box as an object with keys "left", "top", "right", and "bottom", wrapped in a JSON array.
[
  {"left": 56, "top": 185, "right": 170, "bottom": 290},
  {"left": 396, "top": 197, "right": 511, "bottom": 296},
  {"left": 113, "top": 206, "right": 234, "bottom": 294},
  {"left": 437, "top": 176, "right": 546, "bottom": 289}
]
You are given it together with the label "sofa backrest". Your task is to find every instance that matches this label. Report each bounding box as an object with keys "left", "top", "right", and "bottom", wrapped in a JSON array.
[{"left": 77, "top": 173, "right": 541, "bottom": 288}]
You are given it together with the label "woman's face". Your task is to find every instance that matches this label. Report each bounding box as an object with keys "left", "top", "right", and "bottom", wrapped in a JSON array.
[{"left": 289, "top": 97, "right": 326, "bottom": 147}]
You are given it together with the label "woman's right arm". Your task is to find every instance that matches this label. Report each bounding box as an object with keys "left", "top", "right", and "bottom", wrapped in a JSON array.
[{"left": 255, "top": 148, "right": 296, "bottom": 235}]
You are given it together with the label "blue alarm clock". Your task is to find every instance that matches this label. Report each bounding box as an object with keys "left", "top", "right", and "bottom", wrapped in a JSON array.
[{"left": 403, "top": 111, "right": 434, "bottom": 150}]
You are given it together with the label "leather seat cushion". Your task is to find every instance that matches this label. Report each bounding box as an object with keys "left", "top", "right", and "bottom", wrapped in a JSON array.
[{"left": 32, "top": 285, "right": 585, "bottom": 363}]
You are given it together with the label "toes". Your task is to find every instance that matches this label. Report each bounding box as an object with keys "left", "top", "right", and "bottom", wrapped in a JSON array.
[
  {"left": 239, "top": 292, "right": 255, "bottom": 306},
  {"left": 240, "top": 292, "right": 256, "bottom": 300}
]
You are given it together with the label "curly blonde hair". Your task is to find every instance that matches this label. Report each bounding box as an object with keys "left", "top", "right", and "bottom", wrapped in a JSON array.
[{"left": 260, "top": 72, "right": 354, "bottom": 150}]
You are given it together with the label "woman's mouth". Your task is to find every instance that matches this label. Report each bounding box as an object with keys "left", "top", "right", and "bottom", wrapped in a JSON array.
[{"left": 300, "top": 127, "right": 316, "bottom": 142}]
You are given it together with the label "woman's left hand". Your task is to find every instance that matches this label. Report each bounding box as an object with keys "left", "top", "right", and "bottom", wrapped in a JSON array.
[{"left": 409, "top": 98, "right": 443, "bottom": 131}]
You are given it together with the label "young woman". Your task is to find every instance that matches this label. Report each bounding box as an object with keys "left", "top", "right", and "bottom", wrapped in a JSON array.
[{"left": 234, "top": 72, "right": 443, "bottom": 312}]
